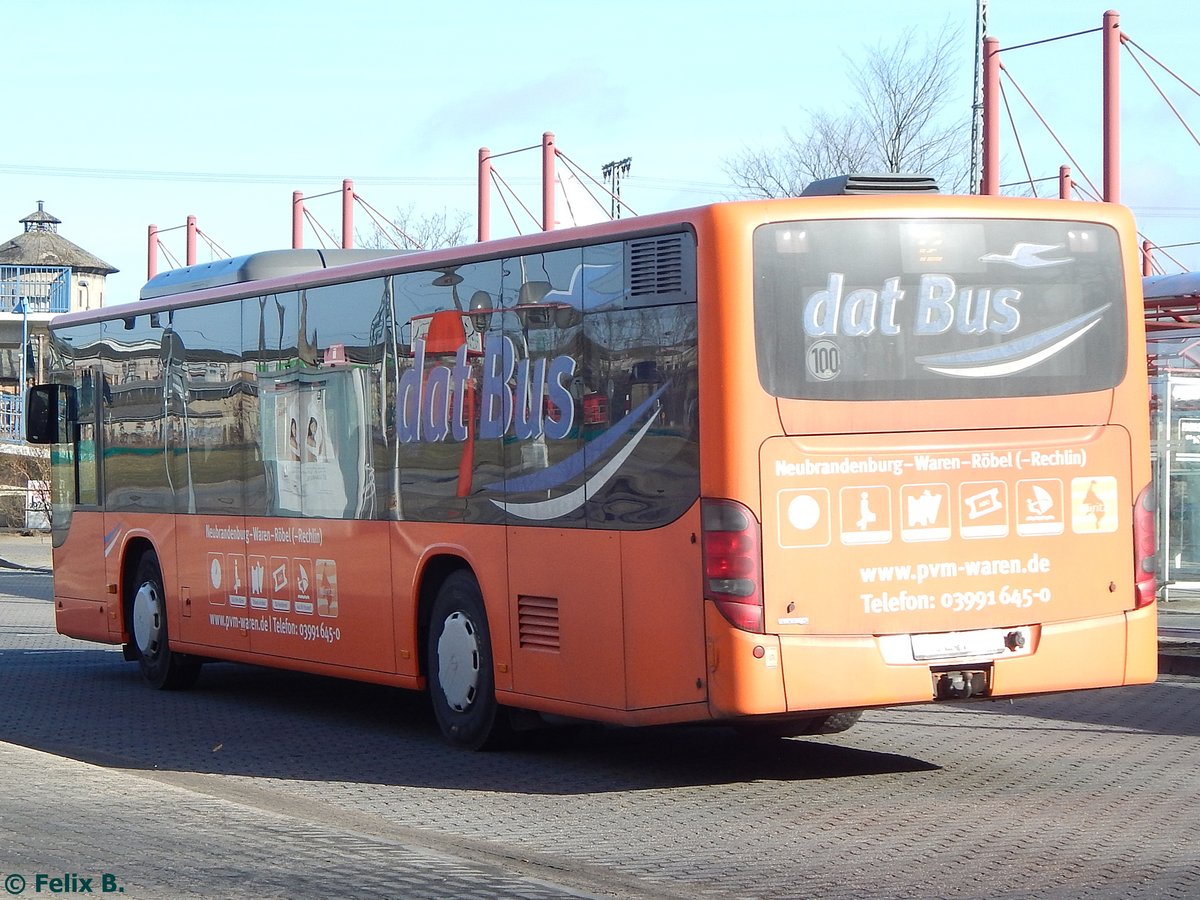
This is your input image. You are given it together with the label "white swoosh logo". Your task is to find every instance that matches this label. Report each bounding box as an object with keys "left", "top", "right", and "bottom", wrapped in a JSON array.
[
  {"left": 491, "top": 409, "right": 658, "bottom": 520},
  {"left": 921, "top": 318, "right": 1102, "bottom": 377}
]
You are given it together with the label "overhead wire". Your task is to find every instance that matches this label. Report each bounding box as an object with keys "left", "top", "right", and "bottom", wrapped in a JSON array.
[
  {"left": 1121, "top": 40, "right": 1200, "bottom": 152},
  {"left": 1122, "top": 36, "right": 1200, "bottom": 101},
  {"left": 994, "top": 23, "right": 1200, "bottom": 274},
  {"left": 352, "top": 194, "right": 422, "bottom": 250},
  {"left": 302, "top": 208, "right": 339, "bottom": 250},
  {"left": 196, "top": 230, "right": 231, "bottom": 259},
  {"left": 489, "top": 168, "right": 539, "bottom": 233},
  {"left": 489, "top": 169, "right": 523, "bottom": 237},
  {"left": 555, "top": 149, "right": 636, "bottom": 218},
  {"left": 1138, "top": 235, "right": 1187, "bottom": 273},
  {"left": 0, "top": 164, "right": 478, "bottom": 186},
  {"left": 998, "top": 62, "right": 1103, "bottom": 200},
  {"left": 156, "top": 242, "right": 182, "bottom": 271},
  {"left": 553, "top": 152, "right": 613, "bottom": 223},
  {"left": 998, "top": 78, "right": 1039, "bottom": 196},
  {"left": 0, "top": 162, "right": 733, "bottom": 198}
]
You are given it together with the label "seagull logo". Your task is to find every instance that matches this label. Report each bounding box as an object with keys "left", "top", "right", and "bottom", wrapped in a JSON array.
[{"left": 980, "top": 243, "right": 1071, "bottom": 268}]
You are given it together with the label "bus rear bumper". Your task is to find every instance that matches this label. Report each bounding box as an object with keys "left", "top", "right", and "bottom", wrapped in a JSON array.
[{"left": 705, "top": 603, "right": 1158, "bottom": 718}]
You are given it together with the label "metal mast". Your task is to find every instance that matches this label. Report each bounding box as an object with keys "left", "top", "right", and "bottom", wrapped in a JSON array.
[{"left": 969, "top": 0, "right": 989, "bottom": 193}]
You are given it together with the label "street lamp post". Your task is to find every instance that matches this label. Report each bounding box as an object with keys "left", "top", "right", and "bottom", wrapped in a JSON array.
[
  {"left": 601, "top": 157, "right": 632, "bottom": 219},
  {"left": 16, "top": 296, "right": 27, "bottom": 437}
]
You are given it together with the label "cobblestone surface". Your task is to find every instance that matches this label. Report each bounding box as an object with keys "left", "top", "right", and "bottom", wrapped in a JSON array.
[
  {"left": 2, "top": 532, "right": 1199, "bottom": 899},
  {"left": 0, "top": 742, "right": 608, "bottom": 900}
]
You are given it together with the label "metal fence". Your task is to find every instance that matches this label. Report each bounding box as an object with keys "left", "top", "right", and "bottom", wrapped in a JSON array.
[
  {"left": 0, "top": 265, "right": 71, "bottom": 314},
  {"left": 0, "top": 393, "right": 22, "bottom": 443},
  {"left": 0, "top": 265, "right": 70, "bottom": 444}
]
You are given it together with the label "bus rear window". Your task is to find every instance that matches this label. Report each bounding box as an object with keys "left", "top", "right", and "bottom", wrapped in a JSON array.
[{"left": 753, "top": 218, "right": 1126, "bottom": 401}]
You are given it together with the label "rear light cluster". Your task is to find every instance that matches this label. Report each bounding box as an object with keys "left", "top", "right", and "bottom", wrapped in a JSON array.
[
  {"left": 1133, "top": 482, "right": 1156, "bottom": 608},
  {"left": 701, "top": 498, "right": 764, "bottom": 633}
]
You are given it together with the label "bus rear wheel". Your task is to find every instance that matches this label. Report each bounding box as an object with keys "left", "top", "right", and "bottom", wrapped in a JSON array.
[
  {"left": 129, "top": 550, "right": 199, "bottom": 691},
  {"left": 735, "top": 710, "right": 862, "bottom": 740},
  {"left": 427, "top": 570, "right": 511, "bottom": 750}
]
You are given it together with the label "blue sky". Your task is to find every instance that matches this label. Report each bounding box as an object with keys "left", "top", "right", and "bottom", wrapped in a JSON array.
[{"left": 3, "top": 0, "right": 1197, "bottom": 302}]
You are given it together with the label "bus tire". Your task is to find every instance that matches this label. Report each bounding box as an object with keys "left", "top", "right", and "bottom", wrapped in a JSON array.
[
  {"left": 802, "top": 710, "right": 861, "bottom": 735},
  {"left": 736, "top": 710, "right": 862, "bottom": 740},
  {"left": 129, "top": 550, "right": 199, "bottom": 691},
  {"left": 427, "top": 570, "right": 511, "bottom": 750}
]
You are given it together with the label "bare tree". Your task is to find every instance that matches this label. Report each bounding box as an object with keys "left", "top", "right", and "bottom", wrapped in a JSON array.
[
  {"left": 724, "top": 27, "right": 970, "bottom": 196},
  {"left": 359, "top": 204, "right": 472, "bottom": 251},
  {"left": 723, "top": 139, "right": 810, "bottom": 199},
  {"left": 0, "top": 448, "right": 50, "bottom": 530}
]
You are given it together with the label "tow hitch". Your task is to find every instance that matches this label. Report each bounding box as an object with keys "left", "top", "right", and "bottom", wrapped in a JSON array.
[{"left": 932, "top": 667, "right": 991, "bottom": 700}]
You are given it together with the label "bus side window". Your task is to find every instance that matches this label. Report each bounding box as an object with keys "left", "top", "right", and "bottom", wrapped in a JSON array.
[{"left": 74, "top": 368, "right": 100, "bottom": 506}]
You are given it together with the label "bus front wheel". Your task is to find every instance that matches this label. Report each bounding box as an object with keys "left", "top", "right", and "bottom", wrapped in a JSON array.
[
  {"left": 427, "top": 570, "right": 511, "bottom": 750},
  {"left": 129, "top": 551, "right": 199, "bottom": 691}
]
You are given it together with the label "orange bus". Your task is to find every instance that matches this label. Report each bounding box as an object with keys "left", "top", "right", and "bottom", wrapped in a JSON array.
[{"left": 27, "top": 174, "right": 1157, "bottom": 748}]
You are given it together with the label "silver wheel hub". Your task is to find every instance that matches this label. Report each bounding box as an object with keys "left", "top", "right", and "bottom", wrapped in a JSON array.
[
  {"left": 437, "top": 611, "right": 480, "bottom": 712},
  {"left": 132, "top": 581, "right": 163, "bottom": 657}
]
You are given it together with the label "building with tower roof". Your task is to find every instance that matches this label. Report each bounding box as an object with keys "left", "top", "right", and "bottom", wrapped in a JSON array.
[{"left": 0, "top": 201, "right": 117, "bottom": 443}]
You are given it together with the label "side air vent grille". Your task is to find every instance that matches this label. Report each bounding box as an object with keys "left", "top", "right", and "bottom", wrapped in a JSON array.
[
  {"left": 800, "top": 173, "right": 940, "bottom": 196},
  {"left": 518, "top": 595, "right": 560, "bottom": 651},
  {"left": 629, "top": 235, "right": 685, "bottom": 297}
]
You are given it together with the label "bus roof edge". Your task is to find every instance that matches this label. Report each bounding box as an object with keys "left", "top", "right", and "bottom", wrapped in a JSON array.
[{"left": 138, "top": 248, "right": 412, "bottom": 300}]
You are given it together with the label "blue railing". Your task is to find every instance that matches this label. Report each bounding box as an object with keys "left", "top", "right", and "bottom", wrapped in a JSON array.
[
  {"left": 0, "top": 265, "right": 71, "bottom": 314},
  {"left": 0, "top": 393, "right": 22, "bottom": 443}
]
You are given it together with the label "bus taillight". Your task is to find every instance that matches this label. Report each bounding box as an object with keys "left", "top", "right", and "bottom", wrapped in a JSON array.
[
  {"left": 1133, "top": 483, "right": 1156, "bottom": 608},
  {"left": 701, "top": 498, "right": 764, "bottom": 633}
]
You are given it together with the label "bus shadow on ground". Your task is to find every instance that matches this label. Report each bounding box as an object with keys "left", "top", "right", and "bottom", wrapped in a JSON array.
[
  {"left": 988, "top": 681, "right": 1200, "bottom": 736},
  {"left": 862, "top": 680, "right": 1200, "bottom": 739},
  {"left": 0, "top": 648, "right": 938, "bottom": 792}
]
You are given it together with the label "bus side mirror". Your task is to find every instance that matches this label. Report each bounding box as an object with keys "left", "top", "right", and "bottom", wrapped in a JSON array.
[{"left": 25, "top": 384, "right": 76, "bottom": 445}]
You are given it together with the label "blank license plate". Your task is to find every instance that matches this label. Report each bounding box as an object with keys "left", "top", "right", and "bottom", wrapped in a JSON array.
[{"left": 911, "top": 629, "right": 1006, "bottom": 662}]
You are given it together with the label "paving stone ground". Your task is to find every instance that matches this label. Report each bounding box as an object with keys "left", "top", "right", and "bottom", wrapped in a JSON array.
[{"left": 3, "top": 530, "right": 1199, "bottom": 899}]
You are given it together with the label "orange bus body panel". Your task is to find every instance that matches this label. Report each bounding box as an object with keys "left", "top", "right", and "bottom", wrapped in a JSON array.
[
  {"left": 506, "top": 526, "right": 627, "bottom": 709},
  {"left": 54, "top": 596, "right": 116, "bottom": 644},
  {"left": 51, "top": 508, "right": 105, "bottom": 592},
  {"left": 1123, "top": 605, "right": 1159, "bottom": 685},
  {"left": 619, "top": 509, "right": 708, "bottom": 711},
  {"left": 759, "top": 426, "right": 1137, "bottom": 638},
  {"left": 707, "top": 601, "right": 1157, "bottom": 717},
  {"left": 503, "top": 512, "right": 708, "bottom": 713},
  {"left": 51, "top": 511, "right": 113, "bottom": 642}
]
